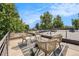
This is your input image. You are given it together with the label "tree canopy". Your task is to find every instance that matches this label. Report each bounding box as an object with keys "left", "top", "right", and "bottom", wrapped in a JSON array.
[
  {"left": 53, "top": 15, "right": 64, "bottom": 29},
  {"left": 35, "top": 23, "right": 39, "bottom": 30},
  {"left": 40, "top": 11, "right": 53, "bottom": 29},
  {"left": 0, "top": 3, "right": 29, "bottom": 39},
  {"left": 72, "top": 19, "right": 79, "bottom": 30}
]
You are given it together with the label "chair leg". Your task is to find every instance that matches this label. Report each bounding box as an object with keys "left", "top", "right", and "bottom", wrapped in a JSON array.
[
  {"left": 30, "top": 37, "right": 32, "bottom": 43},
  {"left": 59, "top": 43, "right": 61, "bottom": 49},
  {"left": 22, "top": 39, "right": 24, "bottom": 44},
  {"left": 30, "top": 49, "right": 35, "bottom": 56}
]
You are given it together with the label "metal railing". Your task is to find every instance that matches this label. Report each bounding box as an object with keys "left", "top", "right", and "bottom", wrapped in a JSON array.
[{"left": 0, "top": 32, "right": 10, "bottom": 56}]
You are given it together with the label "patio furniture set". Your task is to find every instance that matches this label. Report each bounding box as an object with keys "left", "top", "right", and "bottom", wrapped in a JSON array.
[{"left": 21, "top": 31, "right": 68, "bottom": 56}]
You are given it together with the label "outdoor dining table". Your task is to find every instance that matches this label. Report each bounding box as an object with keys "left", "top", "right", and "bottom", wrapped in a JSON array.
[
  {"left": 41, "top": 34, "right": 52, "bottom": 39},
  {"left": 41, "top": 34, "right": 62, "bottom": 48}
]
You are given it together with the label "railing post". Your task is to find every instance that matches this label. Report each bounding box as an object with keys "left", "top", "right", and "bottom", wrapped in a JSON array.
[
  {"left": 6, "top": 36, "right": 8, "bottom": 56},
  {"left": 66, "top": 30, "right": 67, "bottom": 39},
  {"left": 6, "top": 32, "right": 10, "bottom": 56},
  {"left": 6, "top": 33, "right": 8, "bottom": 56}
]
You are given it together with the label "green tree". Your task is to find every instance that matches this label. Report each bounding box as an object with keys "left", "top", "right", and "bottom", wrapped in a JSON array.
[
  {"left": 25, "top": 24, "right": 29, "bottom": 30},
  {"left": 35, "top": 23, "right": 39, "bottom": 30},
  {"left": 72, "top": 19, "right": 79, "bottom": 30},
  {"left": 0, "top": 3, "right": 28, "bottom": 39},
  {"left": 64, "top": 26, "right": 73, "bottom": 30},
  {"left": 53, "top": 15, "right": 64, "bottom": 29},
  {"left": 40, "top": 11, "right": 53, "bottom": 29}
]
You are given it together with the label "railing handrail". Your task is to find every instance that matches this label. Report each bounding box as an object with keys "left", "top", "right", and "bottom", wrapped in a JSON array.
[
  {"left": 0, "top": 31, "right": 10, "bottom": 56},
  {"left": 0, "top": 32, "right": 10, "bottom": 47}
]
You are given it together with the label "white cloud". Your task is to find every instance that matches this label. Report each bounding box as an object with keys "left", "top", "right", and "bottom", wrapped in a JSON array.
[
  {"left": 18, "top": 3, "right": 79, "bottom": 28},
  {"left": 23, "top": 13, "right": 41, "bottom": 28},
  {"left": 50, "top": 3, "right": 79, "bottom": 17}
]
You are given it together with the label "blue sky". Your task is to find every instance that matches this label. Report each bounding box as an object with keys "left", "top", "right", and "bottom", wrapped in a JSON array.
[{"left": 15, "top": 3, "right": 79, "bottom": 28}]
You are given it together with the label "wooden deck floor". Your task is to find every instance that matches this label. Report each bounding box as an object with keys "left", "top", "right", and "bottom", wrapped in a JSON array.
[{"left": 8, "top": 36, "right": 79, "bottom": 56}]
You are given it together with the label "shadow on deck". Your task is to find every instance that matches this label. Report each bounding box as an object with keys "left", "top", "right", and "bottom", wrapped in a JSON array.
[
  {"left": 18, "top": 42, "right": 37, "bottom": 56},
  {"left": 17, "top": 42, "right": 68, "bottom": 56}
]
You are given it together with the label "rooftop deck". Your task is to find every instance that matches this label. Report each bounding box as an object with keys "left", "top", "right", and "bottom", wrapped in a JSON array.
[
  {"left": 8, "top": 36, "right": 79, "bottom": 56},
  {"left": 1, "top": 30, "right": 79, "bottom": 56}
]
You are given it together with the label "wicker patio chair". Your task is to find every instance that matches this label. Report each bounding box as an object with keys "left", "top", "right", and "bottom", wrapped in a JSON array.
[
  {"left": 34, "top": 31, "right": 42, "bottom": 41},
  {"left": 21, "top": 33, "right": 32, "bottom": 44},
  {"left": 36, "top": 40, "right": 57, "bottom": 56},
  {"left": 52, "top": 34, "right": 62, "bottom": 49}
]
